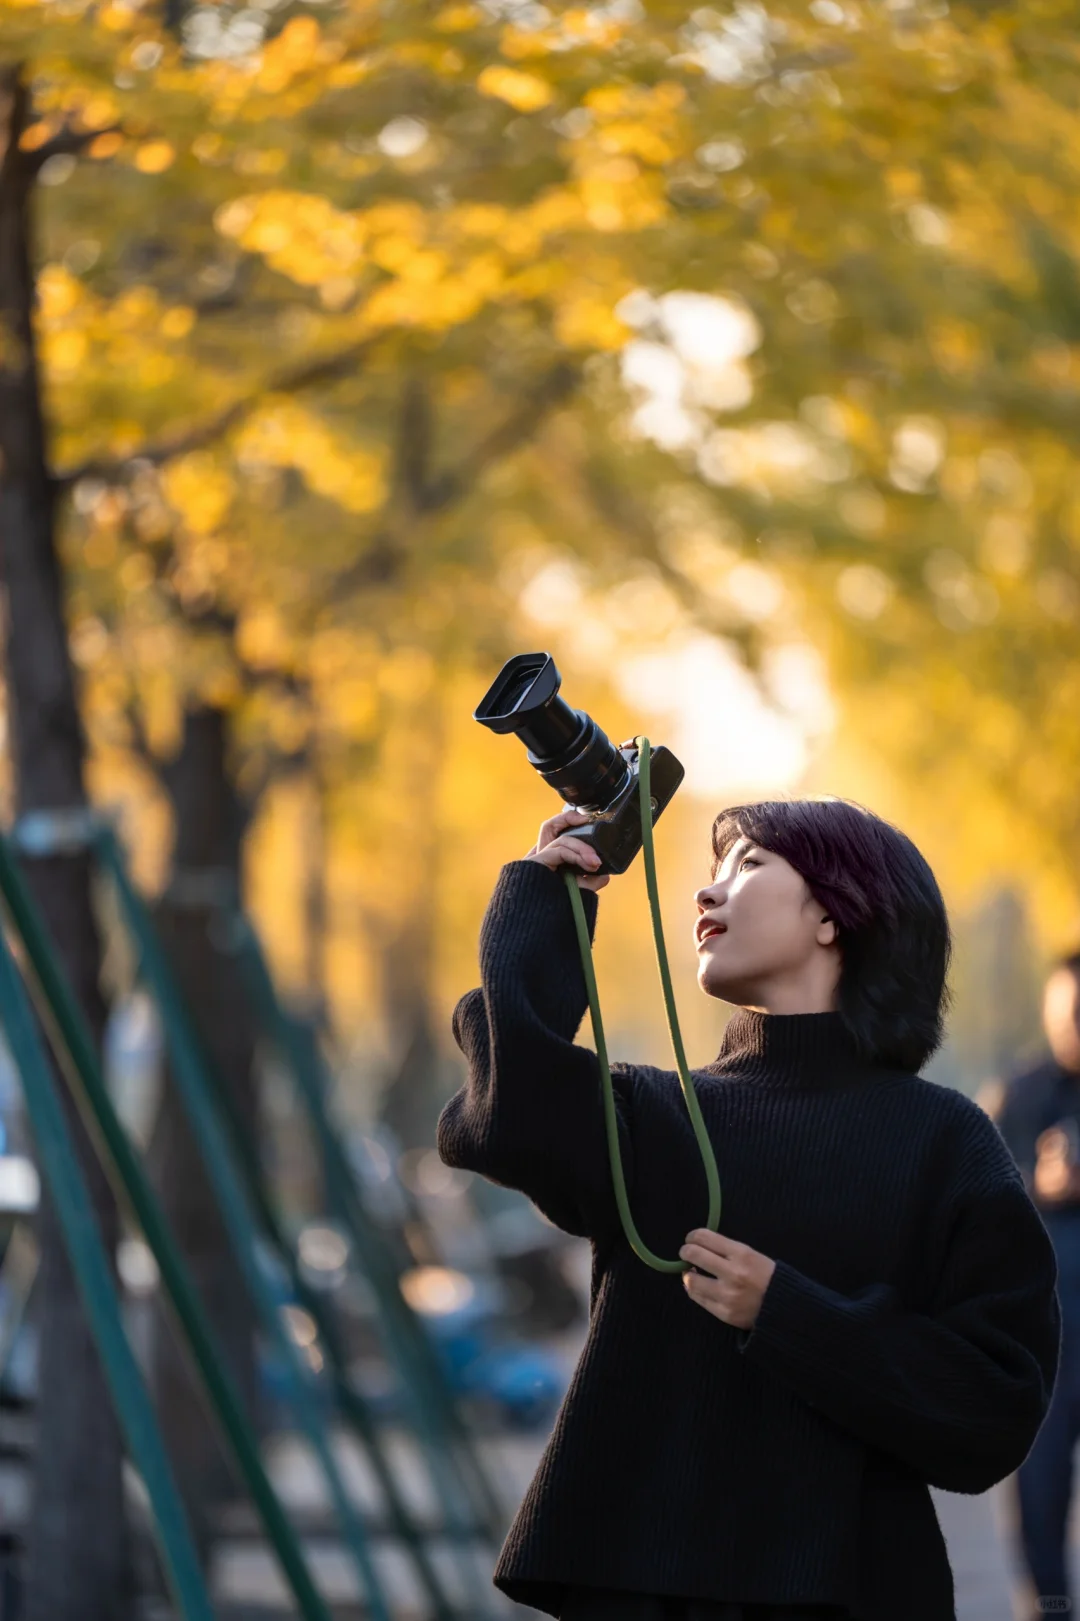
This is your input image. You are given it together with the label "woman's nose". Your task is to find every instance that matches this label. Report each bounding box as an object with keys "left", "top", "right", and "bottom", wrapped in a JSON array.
[{"left": 694, "top": 881, "right": 721, "bottom": 912}]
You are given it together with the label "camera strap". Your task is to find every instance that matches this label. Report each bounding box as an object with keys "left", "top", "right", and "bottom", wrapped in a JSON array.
[{"left": 564, "top": 737, "right": 723, "bottom": 1272}]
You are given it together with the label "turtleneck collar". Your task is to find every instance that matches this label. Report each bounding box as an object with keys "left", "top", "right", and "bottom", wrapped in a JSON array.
[{"left": 709, "top": 1007, "right": 869, "bottom": 1090}]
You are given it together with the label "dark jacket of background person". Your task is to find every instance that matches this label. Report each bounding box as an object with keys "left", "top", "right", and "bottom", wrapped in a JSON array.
[
  {"left": 436, "top": 862, "right": 1062, "bottom": 1621},
  {"left": 996, "top": 1061, "right": 1080, "bottom": 1336}
]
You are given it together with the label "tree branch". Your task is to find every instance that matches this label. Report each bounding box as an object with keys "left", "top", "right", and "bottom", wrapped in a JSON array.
[
  {"left": 422, "top": 360, "right": 578, "bottom": 512},
  {"left": 237, "top": 716, "right": 313, "bottom": 819},
  {"left": 327, "top": 360, "right": 580, "bottom": 599},
  {"left": 27, "top": 124, "right": 121, "bottom": 176},
  {"left": 392, "top": 374, "right": 435, "bottom": 512},
  {"left": 122, "top": 697, "right": 166, "bottom": 785},
  {"left": 581, "top": 454, "right": 756, "bottom": 659},
  {"left": 53, "top": 333, "right": 386, "bottom": 489}
]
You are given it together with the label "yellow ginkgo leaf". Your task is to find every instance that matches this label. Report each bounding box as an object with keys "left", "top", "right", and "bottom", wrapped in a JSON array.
[
  {"left": 38, "top": 267, "right": 83, "bottom": 320},
  {"left": 79, "top": 93, "right": 120, "bottom": 131},
  {"left": 160, "top": 306, "right": 195, "bottom": 339},
  {"left": 89, "top": 132, "right": 124, "bottom": 159},
  {"left": 43, "top": 330, "right": 89, "bottom": 373},
  {"left": 477, "top": 65, "right": 553, "bottom": 112},
  {"left": 134, "top": 141, "right": 175, "bottom": 174},
  {"left": 434, "top": 4, "right": 481, "bottom": 30},
  {"left": 19, "top": 120, "right": 56, "bottom": 151}
]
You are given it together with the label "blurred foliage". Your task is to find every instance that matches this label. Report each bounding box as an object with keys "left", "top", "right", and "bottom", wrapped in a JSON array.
[{"left": 3, "top": 0, "right": 1080, "bottom": 1091}]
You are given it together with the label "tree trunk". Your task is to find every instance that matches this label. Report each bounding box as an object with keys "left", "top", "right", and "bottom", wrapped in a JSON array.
[
  {"left": 374, "top": 697, "right": 447, "bottom": 1154},
  {"left": 0, "top": 65, "right": 129, "bottom": 1621},
  {"left": 147, "top": 702, "right": 260, "bottom": 1560},
  {"left": 377, "top": 916, "right": 444, "bottom": 1154},
  {"left": 302, "top": 769, "right": 329, "bottom": 1026}
]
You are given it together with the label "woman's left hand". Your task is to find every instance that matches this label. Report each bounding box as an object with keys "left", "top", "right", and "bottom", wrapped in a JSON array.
[{"left": 679, "top": 1229, "right": 776, "bottom": 1330}]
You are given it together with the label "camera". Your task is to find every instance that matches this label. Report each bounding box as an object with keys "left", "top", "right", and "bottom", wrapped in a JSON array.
[{"left": 474, "top": 652, "right": 685, "bottom": 875}]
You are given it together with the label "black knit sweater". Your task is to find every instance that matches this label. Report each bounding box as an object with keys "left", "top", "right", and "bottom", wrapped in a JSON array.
[{"left": 436, "top": 861, "right": 1062, "bottom": 1621}]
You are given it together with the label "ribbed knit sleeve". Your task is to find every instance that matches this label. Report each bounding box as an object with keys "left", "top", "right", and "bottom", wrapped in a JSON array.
[
  {"left": 436, "top": 860, "right": 635, "bottom": 1243},
  {"left": 734, "top": 1108, "right": 1061, "bottom": 1494}
]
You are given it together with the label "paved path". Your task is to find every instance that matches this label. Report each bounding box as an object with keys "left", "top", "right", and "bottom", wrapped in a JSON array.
[
  {"left": 934, "top": 1481, "right": 1024, "bottom": 1621},
  {"left": 935, "top": 1473, "right": 1080, "bottom": 1621}
]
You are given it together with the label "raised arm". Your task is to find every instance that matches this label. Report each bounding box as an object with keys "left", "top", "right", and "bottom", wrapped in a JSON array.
[
  {"left": 436, "top": 836, "right": 635, "bottom": 1244},
  {"left": 732, "top": 1108, "right": 1061, "bottom": 1493}
]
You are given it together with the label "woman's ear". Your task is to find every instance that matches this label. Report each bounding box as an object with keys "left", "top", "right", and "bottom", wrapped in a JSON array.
[{"left": 817, "top": 913, "right": 838, "bottom": 948}]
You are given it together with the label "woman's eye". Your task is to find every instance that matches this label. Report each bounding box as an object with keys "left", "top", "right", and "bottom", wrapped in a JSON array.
[{"left": 740, "top": 856, "right": 759, "bottom": 871}]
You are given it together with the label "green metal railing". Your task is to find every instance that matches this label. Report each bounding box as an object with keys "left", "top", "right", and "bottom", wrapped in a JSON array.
[
  {"left": 225, "top": 912, "right": 508, "bottom": 1544},
  {"left": 0, "top": 873, "right": 215, "bottom": 1621},
  {"left": 92, "top": 829, "right": 395, "bottom": 1621},
  {"left": 0, "top": 813, "right": 513, "bottom": 1620},
  {"left": 97, "top": 827, "right": 505, "bottom": 1618},
  {"left": 198, "top": 1038, "right": 467, "bottom": 1621},
  {"left": 0, "top": 834, "right": 334, "bottom": 1621}
]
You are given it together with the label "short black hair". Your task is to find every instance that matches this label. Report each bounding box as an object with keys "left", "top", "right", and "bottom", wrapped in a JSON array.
[
  {"left": 711, "top": 797, "right": 951, "bottom": 1073},
  {"left": 1054, "top": 951, "right": 1080, "bottom": 979}
]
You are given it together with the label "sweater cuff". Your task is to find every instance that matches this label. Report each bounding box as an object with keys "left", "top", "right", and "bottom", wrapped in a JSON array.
[
  {"left": 735, "top": 1257, "right": 840, "bottom": 1371},
  {"left": 487, "top": 858, "right": 600, "bottom": 941},
  {"left": 502, "top": 856, "right": 600, "bottom": 904},
  {"left": 451, "top": 986, "right": 487, "bottom": 1053}
]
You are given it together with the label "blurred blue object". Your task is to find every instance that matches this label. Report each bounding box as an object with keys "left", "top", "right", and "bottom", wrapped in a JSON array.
[
  {"left": 259, "top": 1260, "right": 570, "bottom": 1432},
  {"left": 459, "top": 1342, "right": 566, "bottom": 1430},
  {"left": 257, "top": 1334, "right": 335, "bottom": 1424},
  {"left": 254, "top": 1251, "right": 337, "bottom": 1424},
  {"left": 404, "top": 1278, "right": 569, "bottom": 1430}
]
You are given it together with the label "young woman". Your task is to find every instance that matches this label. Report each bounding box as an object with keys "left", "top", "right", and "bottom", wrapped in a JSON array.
[{"left": 437, "top": 796, "right": 1061, "bottom": 1621}]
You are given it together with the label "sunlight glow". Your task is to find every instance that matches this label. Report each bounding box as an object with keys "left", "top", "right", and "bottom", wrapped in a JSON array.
[{"left": 617, "top": 634, "right": 832, "bottom": 799}]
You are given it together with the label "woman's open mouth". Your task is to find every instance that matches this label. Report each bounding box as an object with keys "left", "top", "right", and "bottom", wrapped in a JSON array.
[{"left": 695, "top": 921, "right": 727, "bottom": 948}]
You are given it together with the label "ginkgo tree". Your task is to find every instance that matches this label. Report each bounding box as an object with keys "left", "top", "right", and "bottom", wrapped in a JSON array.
[{"left": 7, "top": 0, "right": 1080, "bottom": 1610}]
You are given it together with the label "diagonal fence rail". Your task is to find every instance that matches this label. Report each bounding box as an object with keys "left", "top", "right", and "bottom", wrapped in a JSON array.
[
  {"left": 0, "top": 816, "right": 511, "bottom": 1619},
  {"left": 220, "top": 904, "right": 510, "bottom": 1539},
  {"left": 97, "top": 828, "right": 500, "bottom": 1619},
  {"left": 0, "top": 852, "right": 216, "bottom": 1621}
]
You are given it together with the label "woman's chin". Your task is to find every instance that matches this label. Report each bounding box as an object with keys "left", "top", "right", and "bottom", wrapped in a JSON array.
[
  {"left": 699, "top": 959, "right": 758, "bottom": 1005},
  {"left": 699, "top": 966, "right": 736, "bottom": 1002}
]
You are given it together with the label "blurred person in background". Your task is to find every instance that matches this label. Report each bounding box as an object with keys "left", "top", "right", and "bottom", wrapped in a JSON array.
[
  {"left": 991, "top": 953, "right": 1080, "bottom": 1621},
  {"left": 438, "top": 797, "right": 1061, "bottom": 1621}
]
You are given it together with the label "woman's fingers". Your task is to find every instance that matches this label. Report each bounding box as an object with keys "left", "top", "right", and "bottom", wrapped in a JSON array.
[
  {"left": 530, "top": 834, "right": 602, "bottom": 872},
  {"left": 684, "top": 1228, "right": 734, "bottom": 1259},
  {"left": 525, "top": 813, "right": 613, "bottom": 890},
  {"left": 680, "top": 1243, "right": 721, "bottom": 1278},
  {"left": 535, "top": 806, "right": 593, "bottom": 852}
]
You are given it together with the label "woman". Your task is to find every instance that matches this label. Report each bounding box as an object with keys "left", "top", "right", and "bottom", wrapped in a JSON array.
[{"left": 437, "top": 796, "right": 1061, "bottom": 1621}]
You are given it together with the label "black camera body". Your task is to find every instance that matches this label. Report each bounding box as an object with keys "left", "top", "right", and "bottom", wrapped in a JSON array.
[{"left": 475, "top": 652, "right": 685, "bottom": 876}]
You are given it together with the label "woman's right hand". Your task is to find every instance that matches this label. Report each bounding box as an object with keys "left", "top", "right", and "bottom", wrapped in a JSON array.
[{"left": 525, "top": 807, "right": 610, "bottom": 893}]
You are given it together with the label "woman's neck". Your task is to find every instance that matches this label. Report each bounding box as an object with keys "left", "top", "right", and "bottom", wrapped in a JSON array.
[
  {"left": 739, "top": 988, "right": 839, "bottom": 1016},
  {"left": 723, "top": 964, "right": 841, "bottom": 1017},
  {"left": 709, "top": 1007, "right": 871, "bottom": 1090}
]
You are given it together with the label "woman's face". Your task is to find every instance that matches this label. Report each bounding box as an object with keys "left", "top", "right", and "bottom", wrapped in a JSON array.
[{"left": 693, "top": 836, "right": 840, "bottom": 1012}]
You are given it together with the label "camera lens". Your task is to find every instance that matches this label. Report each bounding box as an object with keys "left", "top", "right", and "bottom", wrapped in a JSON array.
[
  {"left": 475, "top": 653, "right": 632, "bottom": 812},
  {"left": 532, "top": 717, "right": 630, "bottom": 811}
]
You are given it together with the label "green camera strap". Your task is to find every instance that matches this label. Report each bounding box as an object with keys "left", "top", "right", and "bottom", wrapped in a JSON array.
[{"left": 564, "top": 737, "right": 723, "bottom": 1272}]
